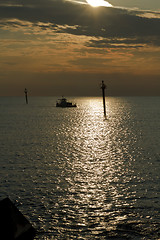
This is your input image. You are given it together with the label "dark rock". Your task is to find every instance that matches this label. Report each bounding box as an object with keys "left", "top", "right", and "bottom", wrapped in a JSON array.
[{"left": 0, "top": 198, "right": 36, "bottom": 240}]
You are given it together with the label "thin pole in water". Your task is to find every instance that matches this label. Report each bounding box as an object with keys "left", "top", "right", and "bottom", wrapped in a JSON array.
[
  {"left": 24, "top": 88, "right": 28, "bottom": 104},
  {"left": 101, "top": 80, "right": 106, "bottom": 116}
]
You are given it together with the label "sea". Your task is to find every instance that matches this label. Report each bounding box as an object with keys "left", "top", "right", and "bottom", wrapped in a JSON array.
[{"left": 0, "top": 96, "right": 160, "bottom": 240}]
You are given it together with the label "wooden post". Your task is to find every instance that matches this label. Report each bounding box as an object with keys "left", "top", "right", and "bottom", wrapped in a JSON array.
[
  {"left": 101, "top": 81, "right": 106, "bottom": 116},
  {"left": 24, "top": 88, "right": 28, "bottom": 104}
]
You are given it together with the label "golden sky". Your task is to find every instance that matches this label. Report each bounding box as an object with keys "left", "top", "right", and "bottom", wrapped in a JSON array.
[{"left": 0, "top": 0, "right": 160, "bottom": 96}]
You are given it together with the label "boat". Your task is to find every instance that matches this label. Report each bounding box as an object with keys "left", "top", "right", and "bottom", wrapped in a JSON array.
[{"left": 56, "top": 97, "right": 77, "bottom": 108}]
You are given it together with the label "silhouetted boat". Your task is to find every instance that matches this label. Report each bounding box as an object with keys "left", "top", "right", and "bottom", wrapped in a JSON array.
[{"left": 56, "top": 97, "right": 77, "bottom": 108}]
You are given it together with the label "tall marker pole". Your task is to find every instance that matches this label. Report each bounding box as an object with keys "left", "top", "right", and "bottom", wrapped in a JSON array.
[
  {"left": 24, "top": 88, "right": 28, "bottom": 104},
  {"left": 101, "top": 80, "right": 106, "bottom": 116}
]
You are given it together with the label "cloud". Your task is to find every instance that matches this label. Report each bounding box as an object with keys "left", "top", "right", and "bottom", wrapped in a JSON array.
[
  {"left": 109, "top": 0, "right": 160, "bottom": 11},
  {"left": 0, "top": 0, "right": 160, "bottom": 97},
  {"left": 0, "top": 0, "right": 160, "bottom": 43},
  {"left": 85, "top": 36, "right": 160, "bottom": 50}
]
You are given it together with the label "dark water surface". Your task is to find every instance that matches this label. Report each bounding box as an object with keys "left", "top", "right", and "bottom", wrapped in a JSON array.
[{"left": 0, "top": 97, "right": 160, "bottom": 239}]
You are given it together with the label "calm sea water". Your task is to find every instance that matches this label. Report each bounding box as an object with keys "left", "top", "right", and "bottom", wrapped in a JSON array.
[{"left": 0, "top": 97, "right": 160, "bottom": 239}]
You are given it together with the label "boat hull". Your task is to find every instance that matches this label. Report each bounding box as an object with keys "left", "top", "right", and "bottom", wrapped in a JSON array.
[{"left": 56, "top": 103, "right": 77, "bottom": 108}]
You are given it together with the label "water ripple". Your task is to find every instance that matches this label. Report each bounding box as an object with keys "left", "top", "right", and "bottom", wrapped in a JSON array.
[{"left": 0, "top": 97, "right": 160, "bottom": 239}]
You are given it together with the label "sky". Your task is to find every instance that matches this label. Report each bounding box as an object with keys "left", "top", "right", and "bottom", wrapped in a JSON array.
[{"left": 0, "top": 0, "right": 160, "bottom": 96}]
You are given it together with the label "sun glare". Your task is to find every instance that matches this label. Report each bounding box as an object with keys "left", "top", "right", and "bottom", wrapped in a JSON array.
[{"left": 86, "top": 0, "right": 112, "bottom": 7}]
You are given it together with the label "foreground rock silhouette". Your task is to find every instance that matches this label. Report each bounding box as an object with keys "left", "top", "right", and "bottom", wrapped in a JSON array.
[{"left": 0, "top": 198, "right": 36, "bottom": 240}]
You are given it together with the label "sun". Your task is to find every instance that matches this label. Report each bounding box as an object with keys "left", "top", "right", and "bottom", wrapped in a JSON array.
[{"left": 86, "top": 0, "right": 112, "bottom": 7}]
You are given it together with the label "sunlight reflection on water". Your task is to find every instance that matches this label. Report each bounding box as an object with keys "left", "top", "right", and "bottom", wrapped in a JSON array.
[
  {"left": 56, "top": 98, "right": 135, "bottom": 237},
  {"left": 0, "top": 97, "right": 160, "bottom": 239}
]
